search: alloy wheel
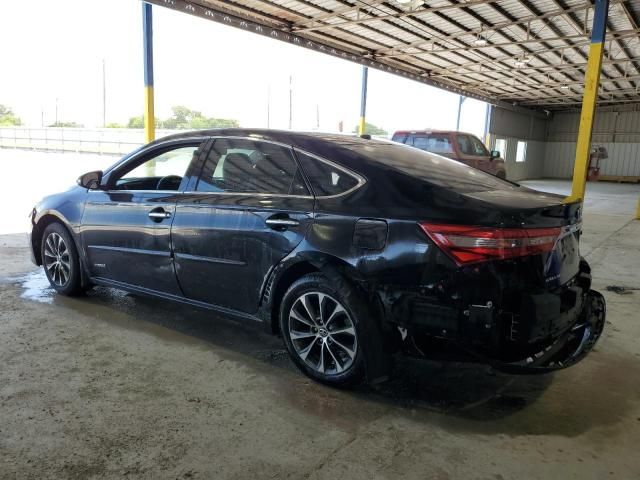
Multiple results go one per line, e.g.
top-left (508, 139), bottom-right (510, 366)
top-left (288, 292), bottom-right (358, 375)
top-left (43, 232), bottom-right (71, 287)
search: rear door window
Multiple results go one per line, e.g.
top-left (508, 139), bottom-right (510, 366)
top-left (295, 151), bottom-right (361, 197)
top-left (195, 139), bottom-right (309, 196)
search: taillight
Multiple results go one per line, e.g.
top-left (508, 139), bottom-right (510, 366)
top-left (419, 223), bottom-right (561, 266)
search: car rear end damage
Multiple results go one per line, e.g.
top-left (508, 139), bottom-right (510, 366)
top-left (354, 176), bottom-right (605, 373)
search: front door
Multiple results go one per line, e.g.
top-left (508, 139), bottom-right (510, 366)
top-left (81, 139), bottom-right (208, 295)
top-left (455, 134), bottom-right (491, 172)
top-left (171, 137), bottom-right (314, 314)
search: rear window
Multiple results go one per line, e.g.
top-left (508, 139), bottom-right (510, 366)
top-left (391, 133), bottom-right (408, 144)
top-left (354, 143), bottom-right (516, 193)
top-left (411, 134), bottom-right (454, 154)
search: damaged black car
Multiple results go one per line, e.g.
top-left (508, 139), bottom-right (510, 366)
top-left (29, 129), bottom-right (605, 386)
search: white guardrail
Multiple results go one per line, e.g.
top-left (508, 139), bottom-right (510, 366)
top-left (0, 127), bottom-right (392, 156)
top-left (0, 127), bottom-right (182, 155)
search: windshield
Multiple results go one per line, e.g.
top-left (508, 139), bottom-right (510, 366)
top-left (353, 142), bottom-right (517, 193)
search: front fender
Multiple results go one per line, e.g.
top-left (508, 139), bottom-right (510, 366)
top-left (30, 187), bottom-right (87, 265)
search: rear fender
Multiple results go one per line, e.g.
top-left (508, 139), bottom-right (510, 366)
top-left (261, 250), bottom-right (392, 384)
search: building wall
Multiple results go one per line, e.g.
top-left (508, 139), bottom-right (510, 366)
top-left (543, 105), bottom-right (640, 178)
top-left (489, 107), bottom-right (549, 181)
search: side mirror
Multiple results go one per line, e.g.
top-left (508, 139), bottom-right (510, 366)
top-left (490, 150), bottom-right (500, 160)
top-left (77, 170), bottom-right (103, 190)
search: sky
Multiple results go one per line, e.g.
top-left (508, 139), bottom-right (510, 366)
top-left (0, 0), bottom-right (489, 137)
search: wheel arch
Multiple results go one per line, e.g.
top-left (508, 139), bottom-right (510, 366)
top-left (263, 253), bottom-right (366, 336)
top-left (31, 212), bottom-right (72, 266)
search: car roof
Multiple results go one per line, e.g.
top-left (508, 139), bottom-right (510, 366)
top-left (150, 128), bottom-right (384, 146)
top-left (392, 130), bottom-right (476, 137)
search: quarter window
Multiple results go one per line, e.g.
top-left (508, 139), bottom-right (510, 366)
top-left (296, 151), bottom-right (360, 197)
top-left (196, 139), bottom-right (309, 195)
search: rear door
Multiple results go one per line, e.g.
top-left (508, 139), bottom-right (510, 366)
top-left (81, 139), bottom-right (208, 294)
top-left (171, 137), bottom-right (314, 313)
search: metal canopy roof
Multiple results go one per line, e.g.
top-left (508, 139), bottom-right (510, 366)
top-left (149, 0), bottom-right (640, 112)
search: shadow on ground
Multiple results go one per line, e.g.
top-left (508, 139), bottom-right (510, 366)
top-left (10, 270), bottom-right (639, 439)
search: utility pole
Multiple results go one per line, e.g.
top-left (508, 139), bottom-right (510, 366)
top-left (288, 75), bottom-right (293, 130)
top-left (266, 84), bottom-right (271, 128)
top-left (102, 58), bottom-right (107, 127)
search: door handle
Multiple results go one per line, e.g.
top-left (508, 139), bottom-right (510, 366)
top-left (265, 217), bottom-right (299, 229)
top-left (148, 209), bottom-right (171, 220)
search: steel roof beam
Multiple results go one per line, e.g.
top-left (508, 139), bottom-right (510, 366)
top-left (145, 0), bottom-right (549, 116)
top-left (371, 2), bottom-right (623, 56)
top-left (293, 0), bottom-right (499, 32)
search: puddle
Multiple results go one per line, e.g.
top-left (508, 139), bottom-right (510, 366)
top-left (2, 270), bottom-right (56, 304)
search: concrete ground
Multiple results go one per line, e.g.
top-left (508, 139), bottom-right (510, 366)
top-left (1, 171), bottom-right (639, 479)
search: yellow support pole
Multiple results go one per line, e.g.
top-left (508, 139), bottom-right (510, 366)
top-left (358, 66), bottom-right (368, 136)
top-left (144, 85), bottom-right (155, 143)
top-left (142, 2), bottom-right (155, 144)
top-left (565, 0), bottom-right (609, 204)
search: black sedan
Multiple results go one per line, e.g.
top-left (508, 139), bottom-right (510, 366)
top-left (29, 129), bottom-right (605, 386)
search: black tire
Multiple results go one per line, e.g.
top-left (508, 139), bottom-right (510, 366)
top-left (496, 170), bottom-right (506, 179)
top-left (41, 222), bottom-right (84, 296)
top-left (279, 272), bottom-right (374, 387)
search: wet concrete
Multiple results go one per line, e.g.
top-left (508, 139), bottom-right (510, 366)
top-left (2, 182), bottom-right (640, 479)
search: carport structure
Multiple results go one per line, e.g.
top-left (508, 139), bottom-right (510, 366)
top-left (144, 0), bottom-right (640, 205)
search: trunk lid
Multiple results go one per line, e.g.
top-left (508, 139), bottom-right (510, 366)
top-left (462, 187), bottom-right (583, 288)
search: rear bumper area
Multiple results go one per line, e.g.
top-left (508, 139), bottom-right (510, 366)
top-left (489, 289), bottom-right (605, 374)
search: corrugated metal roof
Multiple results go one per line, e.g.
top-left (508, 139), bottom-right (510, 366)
top-left (148, 0), bottom-right (640, 113)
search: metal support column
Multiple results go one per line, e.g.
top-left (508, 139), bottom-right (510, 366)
top-left (455, 95), bottom-right (466, 131)
top-left (483, 103), bottom-right (492, 146)
top-left (566, 0), bottom-right (609, 203)
top-left (142, 2), bottom-right (155, 143)
top-left (358, 66), bottom-right (368, 136)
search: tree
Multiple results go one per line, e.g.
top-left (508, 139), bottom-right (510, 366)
top-left (0, 104), bottom-right (22, 126)
top-left (106, 122), bottom-right (125, 128)
top-left (127, 115), bottom-right (144, 128)
top-left (128, 106), bottom-right (239, 130)
top-left (352, 122), bottom-right (387, 136)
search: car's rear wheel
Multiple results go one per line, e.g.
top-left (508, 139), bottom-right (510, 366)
top-left (496, 170), bottom-right (506, 179)
top-left (41, 223), bottom-right (83, 296)
top-left (280, 273), bottom-right (368, 387)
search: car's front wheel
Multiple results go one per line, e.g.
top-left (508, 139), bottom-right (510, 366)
top-left (280, 273), bottom-right (369, 387)
top-left (41, 222), bottom-right (84, 296)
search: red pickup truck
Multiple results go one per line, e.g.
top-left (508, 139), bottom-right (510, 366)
top-left (391, 130), bottom-right (506, 179)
